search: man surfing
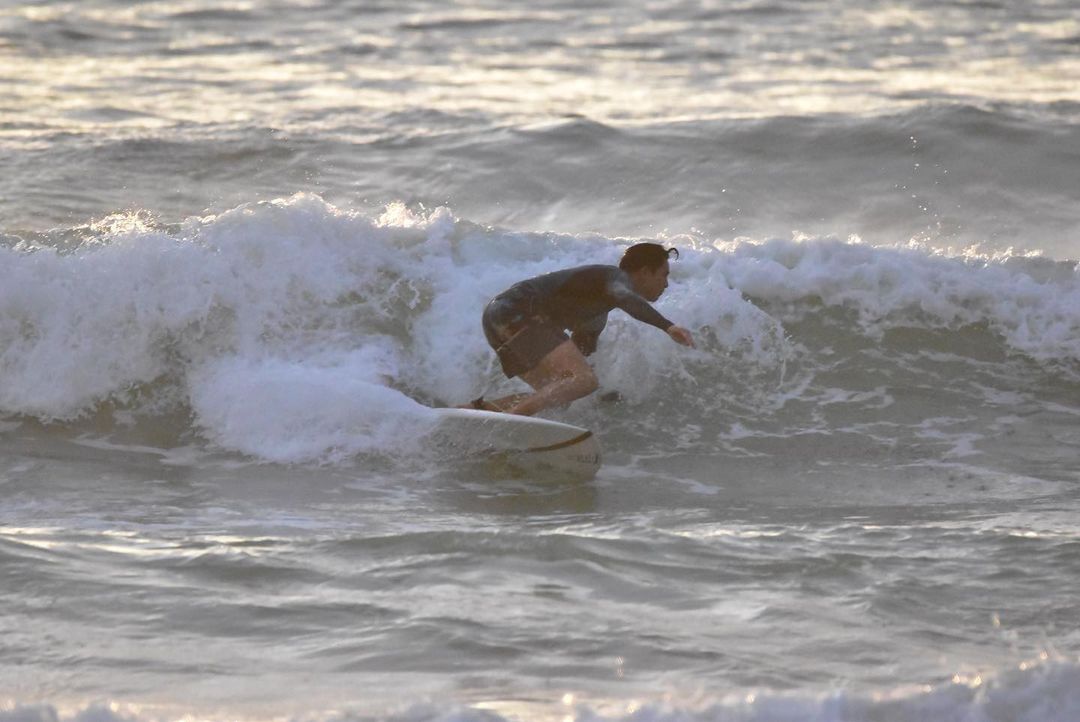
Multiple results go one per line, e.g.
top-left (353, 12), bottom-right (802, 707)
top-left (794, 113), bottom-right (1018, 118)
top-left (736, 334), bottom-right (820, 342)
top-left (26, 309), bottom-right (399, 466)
top-left (465, 242), bottom-right (695, 416)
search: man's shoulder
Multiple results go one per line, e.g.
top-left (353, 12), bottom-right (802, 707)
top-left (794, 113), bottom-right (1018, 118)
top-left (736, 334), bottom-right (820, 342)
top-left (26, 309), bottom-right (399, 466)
top-left (560, 263), bottom-right (617, 273)
top-left (565, 264), bottom-right (624, 282)
top-left (525, 264), bottom-right (627, 297)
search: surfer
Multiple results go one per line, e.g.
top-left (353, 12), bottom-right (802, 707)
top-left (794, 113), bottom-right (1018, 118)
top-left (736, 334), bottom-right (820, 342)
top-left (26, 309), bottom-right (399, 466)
top-left (465, 243), bottom-right (695, 416)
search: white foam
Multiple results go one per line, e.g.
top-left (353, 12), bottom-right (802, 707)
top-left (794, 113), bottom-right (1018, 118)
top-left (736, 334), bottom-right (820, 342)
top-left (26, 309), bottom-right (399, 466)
top-left (2, 195), bottom-right (1079, 463)
top-left (189, 353), bottom-right (435, 463)
top-left (712, 235), bottom-right (1080, 362)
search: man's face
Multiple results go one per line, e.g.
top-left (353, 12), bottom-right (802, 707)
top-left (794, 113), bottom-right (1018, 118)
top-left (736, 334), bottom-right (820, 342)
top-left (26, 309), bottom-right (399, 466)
top-left (635, 261), bottom-right (670, 302)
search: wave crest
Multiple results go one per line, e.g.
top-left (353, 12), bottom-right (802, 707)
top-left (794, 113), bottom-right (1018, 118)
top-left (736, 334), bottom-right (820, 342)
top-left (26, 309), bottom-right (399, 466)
top-left (1, 195), bottom-right (1078, 462)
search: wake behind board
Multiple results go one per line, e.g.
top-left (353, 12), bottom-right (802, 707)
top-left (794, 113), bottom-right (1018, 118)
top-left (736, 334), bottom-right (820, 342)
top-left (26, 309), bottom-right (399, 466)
top-left (430, 408), bottom-right (601, 477)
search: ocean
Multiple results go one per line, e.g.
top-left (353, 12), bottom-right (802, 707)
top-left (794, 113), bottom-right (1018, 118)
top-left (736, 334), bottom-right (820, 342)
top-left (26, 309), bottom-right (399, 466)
top-left (2, 1), bottom-right (1080, 720)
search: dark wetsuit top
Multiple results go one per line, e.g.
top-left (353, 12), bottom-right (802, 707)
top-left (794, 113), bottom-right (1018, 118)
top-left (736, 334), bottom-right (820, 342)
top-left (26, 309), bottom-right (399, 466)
top-left (482, 264), bottom-right (674, 357)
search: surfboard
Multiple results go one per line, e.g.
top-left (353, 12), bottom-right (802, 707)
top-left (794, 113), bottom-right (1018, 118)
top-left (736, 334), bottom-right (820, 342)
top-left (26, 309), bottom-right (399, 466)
top-left (429, 408), bottom-right (601, 477)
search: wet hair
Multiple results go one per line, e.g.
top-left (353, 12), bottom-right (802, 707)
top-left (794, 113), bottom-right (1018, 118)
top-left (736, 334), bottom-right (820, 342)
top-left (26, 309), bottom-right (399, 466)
top-left (618, 242), bottom-right (679, 272)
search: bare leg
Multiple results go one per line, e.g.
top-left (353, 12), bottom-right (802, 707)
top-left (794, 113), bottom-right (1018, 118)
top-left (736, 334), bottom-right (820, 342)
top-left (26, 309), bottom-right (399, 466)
top-left (505, 340), bottom-right (598, 416)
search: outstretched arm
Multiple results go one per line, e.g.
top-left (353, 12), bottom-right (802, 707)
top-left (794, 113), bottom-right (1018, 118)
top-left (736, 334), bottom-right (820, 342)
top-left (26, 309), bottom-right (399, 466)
top-left (607, 277), bottom-right (675, 331)
top-left (608, 275), bottom-right (693, 347)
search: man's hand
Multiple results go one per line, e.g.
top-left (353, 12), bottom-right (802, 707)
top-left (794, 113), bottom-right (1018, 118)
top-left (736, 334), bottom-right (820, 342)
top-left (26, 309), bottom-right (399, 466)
top-left (667, 325), bottom-right (695, 348)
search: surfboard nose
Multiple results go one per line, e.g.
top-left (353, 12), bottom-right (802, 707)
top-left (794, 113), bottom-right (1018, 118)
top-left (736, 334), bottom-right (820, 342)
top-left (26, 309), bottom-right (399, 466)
top-left (428, 408), bottom-right (602, 478)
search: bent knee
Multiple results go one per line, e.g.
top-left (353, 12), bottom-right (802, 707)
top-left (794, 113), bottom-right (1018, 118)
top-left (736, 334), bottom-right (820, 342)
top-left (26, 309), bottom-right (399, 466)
top-left (569, 368), bottom-right (599, 397)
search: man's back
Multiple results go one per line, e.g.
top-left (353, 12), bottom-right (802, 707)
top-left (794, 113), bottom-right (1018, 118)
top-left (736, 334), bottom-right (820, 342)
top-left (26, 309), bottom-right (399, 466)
top-left (498, 264), bottom-right (671, 331)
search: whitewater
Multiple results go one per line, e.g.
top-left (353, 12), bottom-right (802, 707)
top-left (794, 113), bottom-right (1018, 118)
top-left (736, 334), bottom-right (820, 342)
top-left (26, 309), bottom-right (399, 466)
top-left (2, 1), bottom-right (1080, 721)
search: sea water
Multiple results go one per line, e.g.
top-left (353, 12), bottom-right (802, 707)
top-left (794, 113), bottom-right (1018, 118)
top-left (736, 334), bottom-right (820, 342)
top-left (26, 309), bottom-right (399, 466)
top-left (2, 1), bottom-right (1080, 721)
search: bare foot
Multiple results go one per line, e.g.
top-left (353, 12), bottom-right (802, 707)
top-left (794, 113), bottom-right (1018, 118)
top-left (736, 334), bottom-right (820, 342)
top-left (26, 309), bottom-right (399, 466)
top-left (455, 396), bottom-right (504, 412)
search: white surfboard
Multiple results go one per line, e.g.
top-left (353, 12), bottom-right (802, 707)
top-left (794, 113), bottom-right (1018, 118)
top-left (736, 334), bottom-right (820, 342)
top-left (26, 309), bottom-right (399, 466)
top-left (429, 408), bottom-right (601, 477)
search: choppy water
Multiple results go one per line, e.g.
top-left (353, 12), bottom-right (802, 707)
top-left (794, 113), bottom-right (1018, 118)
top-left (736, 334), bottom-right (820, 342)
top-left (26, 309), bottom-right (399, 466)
top-left (2, 1), bottom-right (1080, 721)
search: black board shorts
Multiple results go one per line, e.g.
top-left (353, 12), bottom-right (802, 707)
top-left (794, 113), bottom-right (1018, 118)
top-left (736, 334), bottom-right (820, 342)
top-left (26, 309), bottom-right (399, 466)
top-left (482, 299), bottom-right (569, 378)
